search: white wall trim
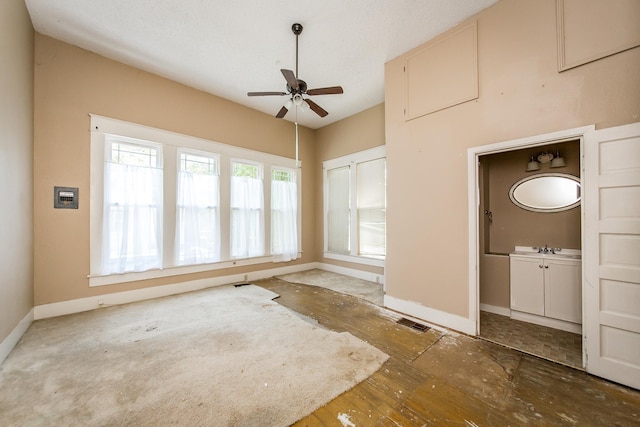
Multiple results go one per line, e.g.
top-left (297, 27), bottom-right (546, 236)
top-left (384, 295), bottom-right (476, 335)
top-left (0, 308), bottom-right (34, 365)
top-left (35, 262), bottom-right (386, 321)
top-left (322, 252), bottom-right (385, 268)
top-left (317, 262), bottom-right (385, 285)
top-left (479, 303), bottom-right (511, 317)
top-left (35, 262), bottom-right (317, 320)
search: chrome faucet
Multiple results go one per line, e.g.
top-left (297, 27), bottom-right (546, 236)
top-left (537, 244), bottom-right (551, 254)
top-left (533, 245), bottom-right (560, 254)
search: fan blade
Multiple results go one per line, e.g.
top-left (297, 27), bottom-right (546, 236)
top-left (247, 91), bottom-right (287, 96)
top-left (305, 99), bottom-right (328, 117)
top-left (306, 86), bottom-right (344, 96)
top-left (281, 69), bottom-right (298, 90)
top-left (275, 106), bottom-right (288, 118)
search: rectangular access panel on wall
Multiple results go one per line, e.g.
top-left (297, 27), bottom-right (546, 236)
top-left (557, 0), bottom-right (640, 71)
top-left (405, 21), bottom-right (478, 120)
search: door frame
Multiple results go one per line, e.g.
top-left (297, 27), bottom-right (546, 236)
top-left (467, 125), bottom-right (594, 367)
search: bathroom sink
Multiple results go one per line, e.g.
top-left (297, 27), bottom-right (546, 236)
top-left (510, 246), bottom-right (581, 260)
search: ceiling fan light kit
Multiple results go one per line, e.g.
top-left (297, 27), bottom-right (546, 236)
top-left (247, 23), bottom-right (344, 119)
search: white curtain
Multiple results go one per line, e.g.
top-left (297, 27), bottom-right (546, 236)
top-left (230, 175), bottom-right (264, 258)
top-left (175, 171), bottom-right (220, 265)
top-left (102, 162), bottom-right (163, 274)
top-left (271, 179), bottom-right (298, 262)
top-left (357, 158), bottom-right (386, 256)
top-left (327, 166), bottom-right (350, 254)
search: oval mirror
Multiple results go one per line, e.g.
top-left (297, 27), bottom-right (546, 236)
top-left (509, 173), bottom-right (581, 213)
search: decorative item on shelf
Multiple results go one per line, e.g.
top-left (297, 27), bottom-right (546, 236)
top-left (526, 156), bottom-right (541, 171)
top-left (526, 149), bottom-right (566, 171)
top-left (550, 150), bottom-right (565, 168)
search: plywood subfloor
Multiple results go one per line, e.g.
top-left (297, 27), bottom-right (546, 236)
top-left (257, 277), bottom-right (640, 426)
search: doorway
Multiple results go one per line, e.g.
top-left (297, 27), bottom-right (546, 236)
top-left (467, 125), bottom-right (592, 370)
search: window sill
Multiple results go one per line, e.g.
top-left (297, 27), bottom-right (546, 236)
top-left (88, 253), bottom-right (301, 287)
top-left (323, 252), bottom-right (385, 268)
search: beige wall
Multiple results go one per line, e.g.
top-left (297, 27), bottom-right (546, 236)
top-left (479, 254), bottom-right (510, 309)
top-left (315, 103), bottom-right (386, 275)
top-left (33, 34), bottom-right (317, 305)
top-left (384, 0), bottom-right (640, 319)
top-left (0, 0), bottom-right (34, 342)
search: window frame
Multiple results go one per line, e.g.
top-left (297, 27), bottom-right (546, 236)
top-left (270, 166), bottom-right (299, 260)
top-left (101, 136), bottom-right (164, 274)
top-left (89, 114), bottom-right (301, 286)
top-left (322, 146), bottom-right (386, 267)
top-left (175, 148), bottom-right (221, 266)
top-left (230, 158), bottom-right (265, 259)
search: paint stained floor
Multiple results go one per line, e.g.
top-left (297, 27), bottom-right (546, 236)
top-left (257, 277), bottom-right (640, 426)
top-left (480, 311), bottom-right (583, 369)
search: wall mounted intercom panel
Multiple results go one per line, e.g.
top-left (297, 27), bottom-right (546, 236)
top-left (54, 186), bottom-right (79, 209)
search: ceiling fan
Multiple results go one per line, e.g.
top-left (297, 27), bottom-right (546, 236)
top-left (247, 23), bottom-right (343, 119)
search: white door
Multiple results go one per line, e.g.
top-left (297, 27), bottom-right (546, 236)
top-left (584, 122), bottom-right (640, 390)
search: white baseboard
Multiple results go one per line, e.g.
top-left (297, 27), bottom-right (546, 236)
top-left (316, 262), bottom-right (385, 285)
top-left (0, 308), bottom-right (34, 365)
top-left (510, 310), bottom-right (582, 334)
top-left (480, 303), bottom-right (511, 317)
top-left (33, 261), bottom-right (385, 321)
top-left (384, 295), bottom-right (476, 335)
top-left (34, 262), bottom-right (317, 320)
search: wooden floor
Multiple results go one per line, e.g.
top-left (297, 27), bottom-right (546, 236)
top-left (257, 278), bottom-right (640, 426)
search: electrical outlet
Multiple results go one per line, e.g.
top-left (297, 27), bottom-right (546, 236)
top-left (244, 274), bottom-right (248, 281)
top-left (98, 298), bottom-right (104, 306)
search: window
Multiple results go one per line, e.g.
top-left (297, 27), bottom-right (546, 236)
top-left (175, 150), bottom-right (220, 265)
top-left (357, 158), bottom-right (386, 257)
top-left (230, 161), bottom-right (264, 258)
top-left (89, 114), bottom-right (300, 286)
top-left (271, 167), bottom-right (298, 261)
top-left (326, 166), bottom-right (350, 254)
top-left (102, 137), bottom-right (163, 274)
top-left (323, 146), bottom-right (386, 266)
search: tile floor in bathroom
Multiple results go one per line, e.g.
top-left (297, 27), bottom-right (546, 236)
top-left (479, 310), bottom-right (583, 369)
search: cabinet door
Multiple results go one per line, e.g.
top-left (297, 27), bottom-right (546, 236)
top-left (544, 259), bottom-right (582, 323)
top-left (510, 257), bottom-right (544, 315)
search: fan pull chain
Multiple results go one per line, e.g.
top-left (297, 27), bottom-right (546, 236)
top-left (295, 107), bottom-right (299, 166)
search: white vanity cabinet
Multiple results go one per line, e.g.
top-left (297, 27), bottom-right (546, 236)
top-left (510, 256), bottom-right (545, 316)
top-left (509, 247), bottom-right (582, 331)
top-left (544, 259), bottom-right (581, 323)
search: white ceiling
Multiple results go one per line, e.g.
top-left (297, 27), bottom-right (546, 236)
top-left (25, 0), bottom-right (498, 129)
